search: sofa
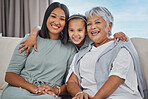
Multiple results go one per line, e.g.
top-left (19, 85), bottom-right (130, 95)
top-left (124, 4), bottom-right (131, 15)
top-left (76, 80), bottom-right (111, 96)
top-left (0, 37), bottom-right (22, 98)
top-left (0, 37), bottom-right (148, 98)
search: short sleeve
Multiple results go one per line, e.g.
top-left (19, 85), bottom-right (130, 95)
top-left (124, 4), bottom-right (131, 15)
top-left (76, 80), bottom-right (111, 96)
top-left (6, 34), bottom-right (31, 74)
top-left (109, 48), bottom-right (133, 79)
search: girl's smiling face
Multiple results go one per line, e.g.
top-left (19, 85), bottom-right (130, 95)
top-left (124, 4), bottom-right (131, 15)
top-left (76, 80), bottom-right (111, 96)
top-left (68, 19), bottom-right (86, 48)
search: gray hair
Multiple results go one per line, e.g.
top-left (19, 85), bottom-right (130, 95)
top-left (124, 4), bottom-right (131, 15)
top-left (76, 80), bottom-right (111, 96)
top-left (85, 7), bottom-right (113, 36)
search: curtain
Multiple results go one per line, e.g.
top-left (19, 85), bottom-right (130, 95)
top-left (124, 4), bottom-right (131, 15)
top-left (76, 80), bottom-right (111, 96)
top-left (0, 0), bottom-right (50, 37)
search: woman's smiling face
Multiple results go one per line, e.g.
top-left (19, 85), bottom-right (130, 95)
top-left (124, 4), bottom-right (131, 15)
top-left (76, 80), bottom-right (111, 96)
top-left (87, 14), bottom-right (112, 47)
top-left (46, 7), bottom-right (66, 35)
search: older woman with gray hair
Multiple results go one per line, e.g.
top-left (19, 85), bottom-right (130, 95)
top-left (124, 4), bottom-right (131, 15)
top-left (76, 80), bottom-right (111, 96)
top-left (66, 7), bottom-right (147, 99)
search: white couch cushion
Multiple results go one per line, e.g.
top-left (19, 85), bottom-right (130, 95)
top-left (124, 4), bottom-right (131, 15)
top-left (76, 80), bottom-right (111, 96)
top-left (131, 38), bottom-right (148, 90)
top-left (0, 37), bottom-right (22, 90)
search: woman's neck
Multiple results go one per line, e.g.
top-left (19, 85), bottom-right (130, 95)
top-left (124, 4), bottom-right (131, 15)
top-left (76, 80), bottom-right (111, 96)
top-left (95, 38), bottom-right (113, 47)
top-left (48, 32), bottom-right (60, 40)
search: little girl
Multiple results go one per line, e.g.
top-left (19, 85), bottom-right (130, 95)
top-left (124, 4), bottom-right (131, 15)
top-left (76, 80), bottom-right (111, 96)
top-left (67, 14), bottom-right (91, 51)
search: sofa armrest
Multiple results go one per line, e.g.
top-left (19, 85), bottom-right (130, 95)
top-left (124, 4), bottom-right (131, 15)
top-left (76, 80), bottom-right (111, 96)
top-left (131, 38), bottom-right (148, 90)
top-left (0, 37), bottom-right (22, 90)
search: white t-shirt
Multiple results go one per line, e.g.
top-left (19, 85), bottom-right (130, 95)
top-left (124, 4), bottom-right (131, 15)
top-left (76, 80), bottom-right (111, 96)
top-left (80, 41), bottom-right (113, 96)
top-left (66, 41), bottom-right (142, 98)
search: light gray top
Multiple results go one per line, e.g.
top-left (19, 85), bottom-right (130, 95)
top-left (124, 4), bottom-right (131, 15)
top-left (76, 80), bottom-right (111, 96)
top-left (7, 34), bottom-right (76, 87)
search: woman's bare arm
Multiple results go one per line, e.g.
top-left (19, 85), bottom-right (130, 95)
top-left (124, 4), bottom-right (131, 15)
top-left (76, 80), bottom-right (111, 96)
top-left (94, 75), bottom-right (124, 99)
top-left (67, 73), bottom-right (92, 99)
top-left (5, 72), bottom-right (37, 94)
top-left (67, 73), bottom-right (82, 97)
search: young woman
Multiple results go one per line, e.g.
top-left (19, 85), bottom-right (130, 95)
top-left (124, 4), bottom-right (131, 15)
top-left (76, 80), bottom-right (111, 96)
top-left (67, 7), bottom-right (147, 99)
top-left (1, 2), bottom-right (76, 99)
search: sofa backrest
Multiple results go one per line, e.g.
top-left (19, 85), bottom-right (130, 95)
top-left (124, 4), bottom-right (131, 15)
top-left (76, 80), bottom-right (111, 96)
top-left (0, 37), bottom-right (22, 90)
top-left (131, 38), bottom-right (148, 90)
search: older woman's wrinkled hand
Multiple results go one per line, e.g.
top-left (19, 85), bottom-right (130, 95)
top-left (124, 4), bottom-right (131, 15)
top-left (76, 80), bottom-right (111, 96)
top-left (113, 32), bottom-right (128, 42)
top-left (72, 92), bottom-right (93, 99)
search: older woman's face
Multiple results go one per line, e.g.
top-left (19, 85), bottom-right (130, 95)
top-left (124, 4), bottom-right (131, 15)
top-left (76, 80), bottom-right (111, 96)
top-left (87, 14), bottom-right (112, 47)
top-left (46, 7), bottom-right (66, 35)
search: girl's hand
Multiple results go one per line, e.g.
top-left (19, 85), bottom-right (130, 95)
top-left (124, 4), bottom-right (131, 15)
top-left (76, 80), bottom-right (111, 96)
top-left (72, 92), bottom-right (93, 99)
top-left (113, 32), bottom-right (128, 42)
